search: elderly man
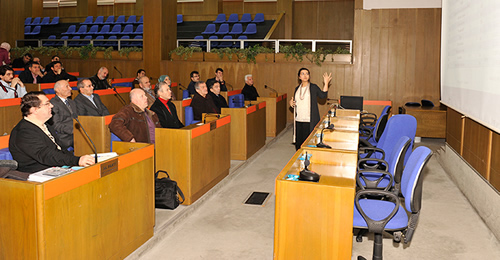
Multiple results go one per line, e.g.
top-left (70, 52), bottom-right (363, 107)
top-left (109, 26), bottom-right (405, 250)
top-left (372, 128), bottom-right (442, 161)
top-left (74, 78), bottom-right (110, 116)
top-left (190, 81), bottom-right (218, 121)
top-left (89, 67), bottom-right (111, 90)
top-left (109, 88), bottom-right (160, 143)
top-left (0, 65), bottom-right (27, 99)
top-left (208, 81), bottom-right (228, 114)
top-left (49, 80), bottom-right (78, 150)
top-left (11, 53), bottom-right (32, 68)
top-left (9, 91), bottom-right (95, 173)
top-left (136, 75), bottom-right (155, 107)
top-left (42, 61), bottom-right (77, 83)
top-left (187, 70), bottom-right (200, 95)
top-left (206, 68), bottom-right (229, 92)
top-left (150, 82), bottom-right (184, 129)
top-left (241, 74), bottom-right (260, 101)
top-left (18, 61), bottom-right (44, 84)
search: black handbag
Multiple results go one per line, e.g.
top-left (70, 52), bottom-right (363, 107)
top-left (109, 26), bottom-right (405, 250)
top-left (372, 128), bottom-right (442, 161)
top-left (155, 170), bottom-right (185, 209)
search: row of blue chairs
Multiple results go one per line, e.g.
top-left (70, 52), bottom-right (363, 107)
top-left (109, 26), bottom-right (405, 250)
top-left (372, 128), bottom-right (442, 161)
top-left (213, 13), bottom-right (264, 24)
top-left (62, 24), bottom-right (143, 36)
top-left (24, 17), bottom-right (59, 26)
top-left (24, 26), bottom-right (42, 36)
top-left (192, 35), bottom-right (248, 49)
top-left (81, 15), bottom-right (143, 25)
top-left (201, 23), bottom-right (257, 36)
top-left (43, 35), bottom-right (143, 48)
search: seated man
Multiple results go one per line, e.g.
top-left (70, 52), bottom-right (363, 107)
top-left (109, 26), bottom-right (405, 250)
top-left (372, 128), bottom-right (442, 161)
top-left (89, 67), bottom-right (111, 90)
top-left (187, 70), bottom-right (200, 95)
top-left (42, 61), bottom-right (77, 83)
top-left (208, 81), bottom-right (228, 114)
top-left (44, 55), bottom-right (60, 74)
top-left (150, 82), bottom-right (184, 129)
top-left (48, 80), bottom-right (78, 150)
top-left (18, 61), bottom-right (44, 84)
top-left (109, 88), bottom-right (160, 143)
top-left (74, 78), bottom-right (110, 116)
top-left (132, 68), bottom-right (146, 87)
top-left (136, 75), bottom-right (155, 107)
top-left (11, 53), bottom-right (32, 68)
top-left (206, 68), bottom-right (230, 92)
top-left (190, 81), bottom-right (218, 121)
top-left (241, 74), bottom-right (260, 101)
top-left (0, 65), bottom-right (27, 99)
top-left (9, 91), bottom-right (95, 173)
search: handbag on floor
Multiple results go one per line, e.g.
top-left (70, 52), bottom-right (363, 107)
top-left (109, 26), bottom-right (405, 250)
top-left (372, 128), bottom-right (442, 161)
top-left (155, 170), bottom-right (185, 209)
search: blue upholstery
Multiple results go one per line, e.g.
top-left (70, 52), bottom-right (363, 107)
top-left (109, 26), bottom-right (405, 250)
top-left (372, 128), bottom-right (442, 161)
top-left (242, 23), bottom-right (257, 35)
top-left (103, 36), bottom-right (118, 47)
top-left (68, 36), bottom-right (81, 47)
top-left (133, 24), bottom-right (143, 35)
top-left (129, 36), bottom-right (142, 47)
top-left (185, 106), bottom-right (200, 126)
top-left (110, 133), bottom-right (122, 151)
top-left (43, 89), bottom-right (56, 94)
top-left (190, 35), bottom-right (205, 48)
top-left (208, 36), bottom-right (218, 48)
top-left (177, 14), bottom-right (183, 24)
top-left (182, 90), bottom-right (190, 99)
top-left (228, 94), bottom-right (244, 108)
top-left (120, 24), bottom-right (134, 35)
top-left (0, 148), bottom-right (13, 160)
top-left (137, 16), bottom-right (143, 24)
top-left (360, 105), bottom-right (391, 146)
top-left (87, 25), bottom-right (99, 35)
top-left (94, 16), bottom-right (104, 24)
top-left (229, 23), bottom-right (243, 35)
top-left (31, 17), bottom-right (41, 26)
top-left (81, 16), bottom-right (94, 25)
top-left (120, 36), bottom-right (130, 47)
top-left (62, 25), bottom-right (76, 35)
top-left (49, 17), bottom-right (59, 25)
top-left (252, 13), bottom-right (264, 23)
top-left (24, 26), bottom-right (31, 35)
top-left (227, 13), bottom-right (239, 23)
top-left (115, 15), bottom-right (126, 24)
top-left (26, 26), bottom-right (41, 36)
top-left (57, 36), bottom-right (68, 47)
top-left (93, 35), bottom-right (105, 47)
top-left (108, 25), bottom-right (122, 35)
top-left (40, 17), bottom-right (50, 25)
top-left (43, 35), bottom-right (57, 47)
top-left (202, 24), bottom-right (216, 35)
top-left (25, 17), bottom-right (32, 26)
top-left (233, 36), bottom-right (248, 48)
top-left (125, 15), bottom-right (137, 24)
top-left (104, 16), bottom-right (115, 24)
top-left (215, 23), bottom-right (229, 35)
top-left (74, 25), bottom-right (88, 35)
top-left (214, 14), bottom-right (226, 23)
top-left (218, 35), bottom-right (233, 48)
top-left (240, 13), bottom-right (252, 23)
top-left (97, 25), bottom-right (110, 35)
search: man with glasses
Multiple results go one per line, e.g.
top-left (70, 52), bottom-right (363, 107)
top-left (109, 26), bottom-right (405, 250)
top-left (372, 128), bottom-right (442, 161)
top-left (0, 65), bottom-right (27, 99)
top-left (9, 91), bottom-right (95, 173)
top-left (74, 78), bottom-right (110, 116)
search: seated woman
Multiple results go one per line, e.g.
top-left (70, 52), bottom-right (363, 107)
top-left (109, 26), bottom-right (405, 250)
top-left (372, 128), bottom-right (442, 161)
top-left (150, 82), bottom-right (184, 129)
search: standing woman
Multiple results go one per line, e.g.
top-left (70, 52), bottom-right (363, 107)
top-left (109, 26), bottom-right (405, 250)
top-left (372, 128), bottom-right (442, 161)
top-left (290, 68), bottom-right (332, 150)
top-left (0, 42), bottom-right (11, 65)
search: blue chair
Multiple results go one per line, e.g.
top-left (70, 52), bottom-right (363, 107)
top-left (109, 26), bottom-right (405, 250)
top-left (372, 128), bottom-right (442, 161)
top-left (125, 15), bottom-right (137, 24)
top-left (0, 148), bottom-right (13, 160)
top-left (218, 35), bottom-right (233, 48)
top-left (57, 36), bottom-right (68, 47)
top-left (229, 23), bottom-right (243, 35)
top-left (228, 94), bottom-right (245, 108)
top-left (97, 24), bottom-right (110, 35)
top-left (227, 13), bottom-right (239, 23)
top-left (87, 25), bottom-right (99, 35)
top-left (182, 90), bottom-right (190, 99)
top-left (242, 23), bottom-right (257, 35)
top-left (108, 24), bottom-right (122, 35)
top-left (190, 35), bottom-right (205, 48)
top-left (177, 14), bottom-right (183, 24)
top-left (68, 36), bottom-right (81, 47)
top-left (40, 17), bottom-right (50, 26)
top-left (74, 25), bottom-right (88, 35)
top-left (26, 26), bottom-right (41, 36)
top-left (120, 24), bottom-right (134, 35)
top-left (62, 25), bottom-right (76, 35)
top-left (78, 35), bottom-right (92, 47)
top-left (104, 16), bottom-right (115, 24)
top-left (129, 36), bottom-right (143, 47)
top-left (185, 106), bottom-right (200, 126)
top-left (120, 36), bottom-right (130, 47)
top-left (215, 23), bottom-right (229, 35)
top-left (24, 17), bottom-right (32, 26)
top-left (115, 15), bottom-right (126, 24)
top-left (239, 13), bottom-right (252, 23)
top-left (133, 24), bottom-right (143, 35)
top-left (360, 106), bottom-right (392, 146)
top-left (43, 35), bottom-right (57, 47)
top-left (233, 35), bottom-right (248, 48)
top-left (31, 17), bottom-right (41, 26)
top-left (24, 26), bottom-right (31, 35)
top-left (93, 35), bottom-right (105, 47)
top-left (110, 133), bottom-right (122, 151)
top-left (214, 14), bottom-right (226, 23)
top-left (137, 16), bottom-right (143, 24)
top-left (49, 17), bottom-right (59, 25)
top-left (208, 35), bottom-right (218, 48)
top-left (94, 16), bottom-right (104, 24)
top-left (104, 36), bottom-right (118, 47)
top-left (252, 13), bottom-right (264, 23)
top-left (353, 146), bottom-right (432, 260)
top-left (201, 24), bottom-right (216, 35)
top-left (81, 16), bottom-right (94, 25)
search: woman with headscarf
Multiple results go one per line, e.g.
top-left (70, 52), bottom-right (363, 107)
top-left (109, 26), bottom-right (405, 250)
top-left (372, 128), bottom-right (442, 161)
top-left (158, 75), bottom-right (176, 100)
top-left (0, 42), bottom-right (11, 66)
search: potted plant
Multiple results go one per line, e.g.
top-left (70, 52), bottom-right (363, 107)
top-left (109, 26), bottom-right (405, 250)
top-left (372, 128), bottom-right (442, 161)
top-left (206, 47), bottom-right (239, 62)
top-left (169, 46), bottom-right (203, 61)
top-left (276, 43), bottom-right (311, 63)
top-left (238, 45), bottom-right (274, 64)
top-left (332, 46), bottom-right (352, 64)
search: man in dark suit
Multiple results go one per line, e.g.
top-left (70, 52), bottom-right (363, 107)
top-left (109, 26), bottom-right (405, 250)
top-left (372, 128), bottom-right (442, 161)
top-left (190, 81), bottom-right (218, 120)
top-left (150, 82), bottom-right (184, 129)
top-left (207, 81), bottom-right (228, 114)
top-left (74, 78), bottom-right (110, 116)
top-left (11, 53), bottom-right (32, 68)
top-left (41, 61), bottom-right (77, 83)
top-left (89, 67), bottom-right (112, 90)
top-left (18, 61), bottom-right (44, 84)
top-left (206, 68), bottom-right (230, 92)
top-left (48, 80), bottom-right (78, 150)
top-left (9, 91), bottom-right (95, 173)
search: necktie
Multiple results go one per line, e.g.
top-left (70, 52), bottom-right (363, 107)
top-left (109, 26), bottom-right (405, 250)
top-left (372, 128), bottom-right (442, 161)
top-left (64, 99), bottom-right (73, 113)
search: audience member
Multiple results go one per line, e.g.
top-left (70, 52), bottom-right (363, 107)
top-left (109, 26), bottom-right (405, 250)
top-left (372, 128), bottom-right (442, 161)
top-left (48, 80), bottom-right (78, 150)
top-left (42, 61), bottom-right (77, 83)
top-left (133, 69), bottom-right (146, 86)
top-left (9, 91), bottom-right (95, 173)
top-left (241, 74), bottom-right (260, 101)
top-left (18, 61), bottom-right (44, 84)
top-left (89, 67), bottom-right (111, 90)
top-left (109, 88), bottom-right (160, 143)
top-left (158, 74), bottom-right (176, 100)
top-left (190, 81), bottom-right (218, 121)
top-left (11, 53), bottom-right (32, 68)
top-left (150, 82), bottom-right (184, 129)
top-left (44, 55), bottom-right (60, 74)
top-left (74, 78), bottom-right (110, 116)
top-left (208, 81), bottom-right (228, 113)
top-left (0, 42), bottom-right (11, 65)
top-left (0, 65), bottom-right (27, 99)
top-left (187, 70), bottom-right (200, 95)
top-left (136, 76), bottom-right (155, 107)
top-left (206, 68), bottom-right (229, 92)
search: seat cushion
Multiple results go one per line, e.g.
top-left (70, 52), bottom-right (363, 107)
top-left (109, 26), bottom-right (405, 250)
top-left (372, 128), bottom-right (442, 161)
top-left (353, 199), bottom-right (408, 231)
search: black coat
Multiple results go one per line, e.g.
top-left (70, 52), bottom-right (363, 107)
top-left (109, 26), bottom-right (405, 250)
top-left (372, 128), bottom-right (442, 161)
top-left (41, 70), bottom-right (77, 83)
top-left (241, 84), bottom-right (259, 101)
top-left (74, 93), bottom-right (110, 116)
top-left (18, 69), bottom-right (42, 84)
top-left (150, 98), bottom-right (184, 129)
top-left (9, 119), bottom-right (80, 173)
top-left (208, 91), bottom-right (228, 113)
top-left (293, 83), bottom-right (328, 132)
top-left (190, 91), bottom-right (218, 120)
top-left (89, 74), bottom-right (111, 90)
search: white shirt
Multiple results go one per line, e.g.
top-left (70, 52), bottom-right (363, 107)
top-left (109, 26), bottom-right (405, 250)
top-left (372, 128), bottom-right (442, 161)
top-left (295, 84), bottom-right (311, 122)
top-left (0, 79), bottom-right (27, 99)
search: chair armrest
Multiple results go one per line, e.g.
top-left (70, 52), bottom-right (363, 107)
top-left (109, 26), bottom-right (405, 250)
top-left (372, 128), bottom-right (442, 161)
top-left (357, 169), bottom-right (394, 191)
top-left (358, 158), bottom-right (388, 171)
top-left (358, 146), bottom-right (386, 160)
top-left (359, 126), bottom-right (374, 139)
top-left (354, 190), bottom-right (400, 233)
top-left (360, 112), bottom-right (377, 126)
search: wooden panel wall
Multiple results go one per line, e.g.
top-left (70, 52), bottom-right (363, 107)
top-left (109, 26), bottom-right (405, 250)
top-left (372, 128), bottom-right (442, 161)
top-left (462, 118), bottom-right (492, 180)
top-left (0, 0), bottom-right (27, 45)
top-left (446, 107), bottom-right (464, 154)
top-left (59, 58), bottom-right (143, 79)
top-left (490, 133), bottom-right (500, 191)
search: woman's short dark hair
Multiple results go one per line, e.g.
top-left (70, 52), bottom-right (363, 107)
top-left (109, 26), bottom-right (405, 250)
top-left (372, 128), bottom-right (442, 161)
top-left (21, 91), bottom-right (46, 117)
top-left (297, 67), bottom-right (310, 84)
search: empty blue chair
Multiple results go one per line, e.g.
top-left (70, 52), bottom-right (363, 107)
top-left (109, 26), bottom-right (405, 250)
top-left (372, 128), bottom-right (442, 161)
top-left (185, 106), bottom-right (200, 126)
top-left (43, 35), bottom-right (57, 47)
top-left (104, 36), bottom-right (118, 47)
top-left (239, 13), bottom-right (252, 23)
top-left (233, 35), bottom-right (248, 48)
top-left (108, 24), bottom-right (122, 35)
top-left (214, 14), bottom-right (226, 23)
top-left (31, 17), bottom-right (41, 26)
top-left (49, 17), bottom-right (59, 25)
top-left (74, 25), bottom-right (88, 35)
top-left (218, 35), bottom-right (233, 48)
top-left (227, 13), bottom-right (239, 23)
top-left (115, 15), bottom-right (126, 24)
top-left (110, 133), bottom-right (122, 151)
top-left (104, 16), bottom-right (115, 24)
top-left (119, 36), bottom-right (130, 47)
top-left (215, 23), bottom-right (229, 35)
top-left (177, 14), bottom-right (183, 24)
top-left (25, 17), bottom-right (32, 26)
top-left (360, 106), bottom-right (392, 146)
top-left (133, 24), bottom-right (143, 35)
top-left (228, 94), bottom-right (245, 108)
top-left (208, 35), bottom-right (218, 48)
top-left (58, 36), bottom-right (68, 47)
top-left (137, 15), bottom-right (143, 24)
top-left (229, 23), bottom-right (243, 35)
top-left (27, 26), bottom-right (41, 36)
top-left (242, 23), bottom-right (257, 35)
top-left (125, 15), bottom-right (137, 24)
top-left (120, 24), bottom-right (134, 35)
top-left (40, 17), bottom-right (50, 25)
top-left (94, 16), bottom-right (104, 24)
top-left (252, 13), bottom-right (264, 23)
top-left (62, 25), bottom-right (76, 35)
top-left (129, 36), bottom-right (143, 47)
top-left (79, 35), bottom-right (92, 46)
top-left (87, 25), bottom-right (99, 35)
top-left (201, 24), bottom-right (216, 35)
top-left (93, 35), bottom-right (105, 47)
top-left (190, 35), bottom-right (205, 48)
top-left (182, 90), bottom-right (190, 99)
top-left (24, 26), bottom-right (31, 35)
top-left (68, 36), bottom-right (81, 47)
top-left (81, 16), bottom-right (93, 25)
top-left (97, 24), bottom-right (110, 35)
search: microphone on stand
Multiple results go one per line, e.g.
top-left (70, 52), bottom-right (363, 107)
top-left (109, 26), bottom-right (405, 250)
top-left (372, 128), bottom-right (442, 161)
top-left (316, 123), bottom-right (335, 149)
top-left (111, 78), bottom-right (127, 105)
top-left (74, 117), bottom-right (98, 164)
top-left (299, 151), bottom-right (320, 182)
top-left (264, 85), bottom-right (278, 95)
top-left (113, 66), bottom-right (123, 78)
top-left (332, 105), bottom-right (337, 117)
top-left (178, 83), bottom-right (186, 90)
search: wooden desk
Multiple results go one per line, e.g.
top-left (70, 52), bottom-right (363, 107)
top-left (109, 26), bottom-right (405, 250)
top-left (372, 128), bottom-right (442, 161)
top-left (402, 105), bottom-right (446, 138)
top-left (222, 102), bottom-right (267, 160)
top-left (274, 148), bottom-right (358, 260)
top-left (172, 99), bottom-right (192, 125)
top-left (73, 115), bottom-right (114, 156)
top-left (257, 94), bottom-right (287, 137)
top-left (155, 115), bottom-right (231, 204)
top-left (96, 88), bottom-right (131, 114)
top-left (0, 142), bottom-right (155, 259)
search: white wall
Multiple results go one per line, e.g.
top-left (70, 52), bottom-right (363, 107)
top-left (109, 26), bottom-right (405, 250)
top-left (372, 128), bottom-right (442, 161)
top-left (363, 0), bottom-right (441, 10)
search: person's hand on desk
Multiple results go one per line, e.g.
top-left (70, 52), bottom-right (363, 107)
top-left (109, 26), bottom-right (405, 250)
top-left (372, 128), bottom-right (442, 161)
top-left (79, 155), bottom-right (96, 167)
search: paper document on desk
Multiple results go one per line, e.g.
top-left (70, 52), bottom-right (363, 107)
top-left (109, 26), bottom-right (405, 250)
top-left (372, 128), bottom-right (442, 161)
top-left (28, 167), bottom-right (74, 182)
top-left (92, 152), bottom-right (119, 163)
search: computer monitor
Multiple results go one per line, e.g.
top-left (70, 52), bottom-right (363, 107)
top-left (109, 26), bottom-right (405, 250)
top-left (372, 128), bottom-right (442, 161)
top-left (340, 96), bottom-right (363, 111)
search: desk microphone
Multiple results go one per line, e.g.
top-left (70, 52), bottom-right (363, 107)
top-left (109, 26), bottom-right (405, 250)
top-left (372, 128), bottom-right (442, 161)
top-left (264, 85), bottom-right (278, 95)
top-left (299, 152), bottom-right (320, 182)
top-left (178, 83), bottom-right (186, 90)
top-left (203, 113), bottom-right (220, 124)
top-left (113, 66), bottom-right (123, 78)
top-left (332, 105), bottom-right (337, 117)
top-left (316, 123), bottom-right (335, 149)
top-left (74, 117), bottom-right (98, 164)
top-left (111, 79), bottom-right (127, 105)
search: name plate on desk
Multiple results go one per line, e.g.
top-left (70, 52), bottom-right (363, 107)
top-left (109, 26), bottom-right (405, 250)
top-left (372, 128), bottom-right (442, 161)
top-left (101, 158), bottom-right (118, 177)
